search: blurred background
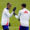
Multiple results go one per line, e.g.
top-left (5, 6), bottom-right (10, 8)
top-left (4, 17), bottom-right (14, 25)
top-left (0, 0), bottom-right (30, 30)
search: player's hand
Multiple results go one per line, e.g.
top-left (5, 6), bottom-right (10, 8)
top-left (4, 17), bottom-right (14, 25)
top-left (13, 12), bottom-right (16, 16)
top-left (9, 23), bottom-right (11, 26)
top-left (13, 7), bottom-right (16, 12)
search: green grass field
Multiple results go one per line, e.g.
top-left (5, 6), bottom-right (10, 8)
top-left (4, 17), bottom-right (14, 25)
top-left (0, 0), bottom-right (30, 30)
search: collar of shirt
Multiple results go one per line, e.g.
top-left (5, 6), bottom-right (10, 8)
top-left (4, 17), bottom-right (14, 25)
top-left (22, 8), bottom-right (26, 10)
top-left (23, 8), bottom-right (26, 9)
top-left (4, 8), bottom-right (9, 12)
top-left (6, 8), bottom-right (9, 10)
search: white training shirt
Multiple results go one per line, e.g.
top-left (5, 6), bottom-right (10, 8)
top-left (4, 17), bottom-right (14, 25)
top-left (15, 8), bottom-right (30, 27)
top-left (1, 8), bottom-right (14, 25)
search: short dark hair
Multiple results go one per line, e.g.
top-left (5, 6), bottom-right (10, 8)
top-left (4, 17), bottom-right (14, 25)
top-left (7, 3), bottom-right (11, 7)
top-left (21, 4), bottom-right (26, 8)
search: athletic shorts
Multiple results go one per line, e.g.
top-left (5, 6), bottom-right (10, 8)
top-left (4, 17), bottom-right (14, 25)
top-left (2, 25), bottom-right (9, 30)
top-left (19, 25), bottom-right (29, 30)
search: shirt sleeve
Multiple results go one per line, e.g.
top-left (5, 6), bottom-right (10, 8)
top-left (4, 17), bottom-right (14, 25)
top-left (28, 11), bottom-right (30, 20)
top-left (29, 11), bottom-right (30, 17)
top-left (15, 10), bottom-right (21, 19)
top-left (5, 11), bottom-right (14, 17)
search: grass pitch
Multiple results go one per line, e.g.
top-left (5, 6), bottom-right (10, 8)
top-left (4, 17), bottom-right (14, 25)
top-left (0, 0), bottom-right (30, 30)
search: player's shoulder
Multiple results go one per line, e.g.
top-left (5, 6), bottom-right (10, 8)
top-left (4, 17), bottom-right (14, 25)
top-left (26, 8), bottom-right (30, 12)
top-left (24, 8), bottom-right (30, 13)
top-left (4, 8), bottom-right (7, 11)
top-left (22, 8), bottom-right (29, 11)
top-left (3, 8), bottom-right (8, 12)
top-left (4, 8), bottom-right (6, 10)
top-left (19, 9), bottom-right (22, 12)
top-left (19, 10), bottom-right (22, 13)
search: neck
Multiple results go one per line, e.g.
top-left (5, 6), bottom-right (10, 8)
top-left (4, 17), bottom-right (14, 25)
top-left (7, 8), bottom-right (9, 10)
top-left (22, 8), bottom-right (24, 9)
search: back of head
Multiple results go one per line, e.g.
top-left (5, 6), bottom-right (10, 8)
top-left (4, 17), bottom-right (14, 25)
top-left (21, 3), bottom-right (26, 8)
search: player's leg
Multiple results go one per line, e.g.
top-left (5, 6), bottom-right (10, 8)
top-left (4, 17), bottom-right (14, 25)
top-left (25, 27), bottom-right (29, 30)
top-left (19, 26), bottom-right (20, 30)
top-left (21, 26), bottom-right (29, 30)
top-left (19, 25), bottom-right (23, 30)
top-left (5, 28), bottom-right (9, 30)
top-left (2, 25), bottom-right (5, 30)
top-left (2, 25), bottom-right (9, 30)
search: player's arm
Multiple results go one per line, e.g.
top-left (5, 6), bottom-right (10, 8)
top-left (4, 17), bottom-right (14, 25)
top-left (13, 10), bottom-right (21, 20)
top-left (6, 7), bottom-right (16, 17)
top-left (29, 11), bottom-right (30, 19)
top-left (5, 11), bottom-right (13, 17)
